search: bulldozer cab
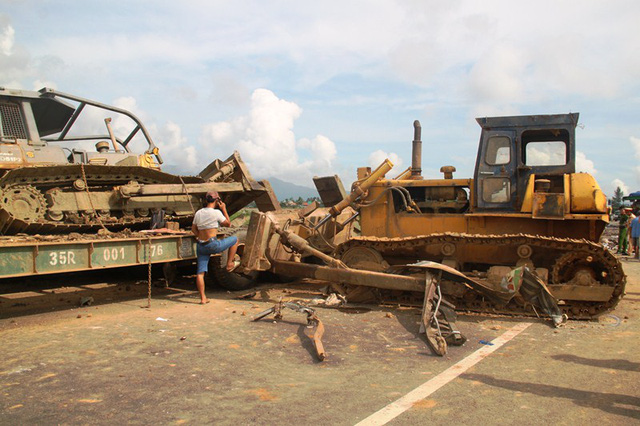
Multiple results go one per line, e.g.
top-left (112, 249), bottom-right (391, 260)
top-left (0, 87), bottom-right (163, 169)
top-left (474, 113), bottom-right (578, 212)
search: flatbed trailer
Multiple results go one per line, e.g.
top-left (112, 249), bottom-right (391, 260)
top-left (0, 232), bottom-right (197, 279)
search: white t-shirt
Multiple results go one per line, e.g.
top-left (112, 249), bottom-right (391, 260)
top-left (193, 207), bottom-right (226, 230)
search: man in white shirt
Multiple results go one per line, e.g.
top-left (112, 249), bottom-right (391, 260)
top-left (191, 191), bottom-right (238, 304)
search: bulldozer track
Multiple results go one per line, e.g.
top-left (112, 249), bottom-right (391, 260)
top-left (0, 165), bottom-right (201, 234)
top-left (335, 232), bottom-right (626, 320)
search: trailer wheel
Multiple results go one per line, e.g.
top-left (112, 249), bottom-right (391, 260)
top-left (210, 228), bottom-right (259, 291)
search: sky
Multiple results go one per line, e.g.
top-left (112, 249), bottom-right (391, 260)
top-left (1, 0), bottom-right (639, 197)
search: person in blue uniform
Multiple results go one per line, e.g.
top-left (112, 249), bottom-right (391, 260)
top-left (630, 211), bottom-right (640, 259)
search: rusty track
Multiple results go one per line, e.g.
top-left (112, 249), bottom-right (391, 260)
top-left (334, 232), bottom-right (626, 319)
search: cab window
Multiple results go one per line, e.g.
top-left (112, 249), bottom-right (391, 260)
top-left (525, 141), bottom-right (566, 166)
top-left (485, 136), bottom-right (510, 165)
top-left (522, 129), bottom-right (569, 166)
top-left (482, 177), bottom-right (510, 203)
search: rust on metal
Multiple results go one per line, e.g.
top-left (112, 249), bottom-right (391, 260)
top-left (271, 260), bottom-right (424, 292)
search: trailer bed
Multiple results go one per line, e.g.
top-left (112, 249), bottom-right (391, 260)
top-left (0, 231), bottom-right (197, 279)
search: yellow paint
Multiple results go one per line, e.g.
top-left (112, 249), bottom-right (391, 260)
top-left (285, 334), bottom-right (300, 344)
top-left (8, 404), bottom-right (23, 410)
top-left (520, 174), bottom-right (535, 213)
top-left (412, 399), bottom-right (437, 409)
top-left (245, 388), bottom-right (279, 401)
top-left (76, 399), bottom-right (102, 403)
top-left (564, 174), bottom-right (571, 214)
top-left (35, 373), bottom-right (57, 381)
top-left (138, 153), bottom-right (160, 169)
top-left (570, 173), bottom-right (607, 213)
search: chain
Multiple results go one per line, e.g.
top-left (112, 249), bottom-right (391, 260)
top-left (178, 175), bottom-right (196, 214)
top-left (80, 163), bottom-right (109, 232)
top-left (146, 237), bottom-right (152, 308)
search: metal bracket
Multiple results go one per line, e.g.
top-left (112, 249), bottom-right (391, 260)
top-left (252, 300), bottom-right (326, 361)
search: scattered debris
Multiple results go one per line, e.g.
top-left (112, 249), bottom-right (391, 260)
top-left (235, 292), bottom-right (257, 300)
top-left (79, 296), bottom-right (94, 307)
top-left (602, 314), bottom-right (622, 327)
top-left (155, 317), bottom-right (169, 322)
top-left (252, 299), bottom-right (326, 361)
top-left (308, 293), bottom-right (346, 307)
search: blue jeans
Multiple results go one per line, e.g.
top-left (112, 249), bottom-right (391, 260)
top-left (196, 236), bottom-right (238, 274)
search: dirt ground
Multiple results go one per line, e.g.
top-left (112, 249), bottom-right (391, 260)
top-left (0, 256), bottom-right (639, 425)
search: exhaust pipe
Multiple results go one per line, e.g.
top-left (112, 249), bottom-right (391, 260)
top-left (411, 120), bottom-right (422, 178)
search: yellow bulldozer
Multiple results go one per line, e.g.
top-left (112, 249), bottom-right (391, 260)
top-left (241, 113), bottom-right (624, 323)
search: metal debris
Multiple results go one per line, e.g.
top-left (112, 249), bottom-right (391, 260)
top-left (419, 272), bottom-right (466, 356)
top-left (79, 297), bottom-right (94, 307)
top-left (252, 300), bottom-right (326, 361)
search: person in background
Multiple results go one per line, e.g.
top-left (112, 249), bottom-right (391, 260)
top-left (618, 207), bottom-right (632, 255)
top-left (628, 208), bottom-right (636, 252)
top-left (631, 210), bottom-right (640, 259)
top-left (191, 191), bottom-right (239, 304)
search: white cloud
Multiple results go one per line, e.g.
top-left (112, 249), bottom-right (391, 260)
top-left (368, 150), bottom-right (404, 178)
top-left (627, 136), bottom-right (640, 186)
top-left (612, 178), bottom-right (629, 196)
top-left (298, 135), bottom-right (337, 172)
top-left (575, 151), bottom-right (597, 175)
top-left (32, 79), bottom-right (56, 90)
top-left (0, 23), bottom-right (14, 56)
top-left (200, 89), bottom-right (338, 184)
top-left (156, 121), bottom-right (198, 171)
top-left (630, 136), bottom-right (640, 159)
top-left (467, 45), bottom-right (527, 102)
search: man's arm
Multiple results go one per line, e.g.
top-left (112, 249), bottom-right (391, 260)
top-left (192, 223), bottom-right (199, 237)
top-left (217, 200), bottom-right (232, 227)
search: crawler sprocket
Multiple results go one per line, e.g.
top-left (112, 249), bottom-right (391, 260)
top-left (0, 184), bottom-right (47, 222)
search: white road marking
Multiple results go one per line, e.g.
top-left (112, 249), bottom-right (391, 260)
top-left (355, 322), bottom-right (533, 426)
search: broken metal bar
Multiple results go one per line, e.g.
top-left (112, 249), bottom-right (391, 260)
top-left (252, 300), bottom-right (327, 362)
top-left (270, 259), bottom-right (424, 292)
top-left (418, 271), bottom-right (467, 356)
top-left (309, 320), bottom-right (326, 361)
top-left (421, 274), bottom-right (447, 356)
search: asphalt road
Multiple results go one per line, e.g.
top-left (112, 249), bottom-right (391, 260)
top-left (0, 258), bottom-right (638, 425)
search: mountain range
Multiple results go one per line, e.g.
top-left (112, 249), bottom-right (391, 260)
top-left (161, 165), bottom-right (319, 201)
top-left (266, 177), bottom-right (318, 200)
